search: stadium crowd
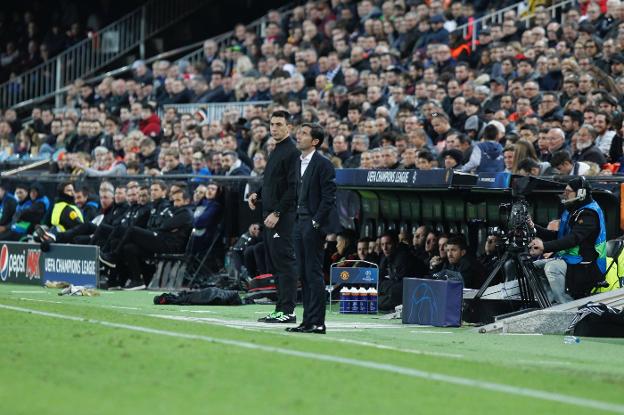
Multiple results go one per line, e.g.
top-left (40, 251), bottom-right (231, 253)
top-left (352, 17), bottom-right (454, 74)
top-left (0, 0), bottom-right (623, 294)
top-left (0, 1), bottom-right (136, 83)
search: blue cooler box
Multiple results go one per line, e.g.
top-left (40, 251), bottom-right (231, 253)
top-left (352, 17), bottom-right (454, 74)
top-left (402, 278), bottom-right (463, 327)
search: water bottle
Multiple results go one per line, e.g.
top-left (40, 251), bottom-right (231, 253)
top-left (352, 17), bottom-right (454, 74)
top-left (563, 335), bottom-right (580, 344)
top-left (358, 287), bottom-right (368, 314)
top-left (339, 287), bottom-right (348, 313)
top-left (348, 287), bottom-right (358, 313)
top-left (368, 287), bottom-right (378, 314)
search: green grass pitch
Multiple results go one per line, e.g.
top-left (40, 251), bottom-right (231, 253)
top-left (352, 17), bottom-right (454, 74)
top-left (1, 283), bottom-right (623, 415)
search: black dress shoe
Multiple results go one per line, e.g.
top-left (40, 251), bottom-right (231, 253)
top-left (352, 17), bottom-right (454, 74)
top-left (301, 324), bottom-right (326, 334)
top-left (285, 324), bottom-right (308, 333)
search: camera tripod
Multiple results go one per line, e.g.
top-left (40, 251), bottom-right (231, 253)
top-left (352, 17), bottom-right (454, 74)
top-left (474, 245), bottom-right (553, 308)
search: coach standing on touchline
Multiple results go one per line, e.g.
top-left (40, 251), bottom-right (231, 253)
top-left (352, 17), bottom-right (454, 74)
top-left (249, 110), bottom-right (300, 324)
top-left (286, 123), bottom-right (339, 334)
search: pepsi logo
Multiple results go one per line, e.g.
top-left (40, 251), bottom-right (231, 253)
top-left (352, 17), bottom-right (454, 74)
top-left (0, 245), bottom-right (8, 281)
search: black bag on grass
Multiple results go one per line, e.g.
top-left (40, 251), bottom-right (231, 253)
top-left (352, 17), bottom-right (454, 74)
top-left (567, 302), bottom-right (624, 338)
top-left (154, 288), bottom-right (242, 306)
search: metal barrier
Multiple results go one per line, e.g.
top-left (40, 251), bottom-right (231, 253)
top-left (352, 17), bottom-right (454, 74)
top-left (458, 0), bottom-right (576, 49)
top-left (160, 101), bottom-right (273, 121)
top-left (1, 0), bottom-right (209, 110)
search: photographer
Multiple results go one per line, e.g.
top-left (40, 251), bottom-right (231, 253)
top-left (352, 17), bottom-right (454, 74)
top-left (528, 178), bottom-right (607, 304)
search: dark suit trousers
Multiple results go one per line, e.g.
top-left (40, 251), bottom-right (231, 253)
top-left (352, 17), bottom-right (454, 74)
top-left (264, 212), bottom-right (298, 314)
top-left (294, 216), bottom-right (326, 326)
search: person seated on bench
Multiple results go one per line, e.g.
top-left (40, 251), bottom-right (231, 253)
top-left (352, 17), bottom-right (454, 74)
top-left (74, 186), bottom-right (100, 223)
top-left (354, 238), bottom-right (379, 266)
top-left (0, 182), bottom-right (17, 235)
top-left (378, 231), bottom-right (428, 311)
top-left (35, 184), bottom-right (129, 246)
top-left (100, 187), bottom-right (193, 290)
top-left (190, 181), bottom-right (223, 254)
top-left (442, 236), bottom-right (487, 289)
top-left (49, 181), bottom-right (83, 234)
top-left (0, 182), bottom-right (49, 241)
top-left (429, 233), bottom-right (449, 273)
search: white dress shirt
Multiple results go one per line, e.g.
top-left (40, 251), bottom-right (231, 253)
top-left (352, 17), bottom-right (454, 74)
top-left (300, 150), bottom-right (315, 177)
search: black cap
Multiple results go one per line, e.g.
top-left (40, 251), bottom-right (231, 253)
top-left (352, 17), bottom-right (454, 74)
top-left (479, 28), bottom-right (491, 36)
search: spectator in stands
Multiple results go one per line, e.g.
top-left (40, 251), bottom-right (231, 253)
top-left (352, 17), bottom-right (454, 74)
top-left (138, 103), bottom-right (161, 138)
top-left (572, 124), bottom-right (608, 166)
top-left (592, 112), bottom-right (621, 162)
top-left (222, 150), bottom-right (251, 176)
top-left (461, 124), bottom-right (504, 173)
top-left (551, 150), bottom-right (597, 177)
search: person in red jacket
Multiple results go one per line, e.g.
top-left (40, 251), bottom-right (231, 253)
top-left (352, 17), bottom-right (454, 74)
top-left (139, 103), bottom-right (161, 138)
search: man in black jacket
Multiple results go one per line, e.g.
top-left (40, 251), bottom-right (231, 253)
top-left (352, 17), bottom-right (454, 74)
top-left (286, 123), bottom-right (339, 334)
top-left (101, 187), bottom-right (192, 290)
top-left (442, 236), bottom-right (487, 289)
top-left (249, 110), bottom-right (300, 323)
top-left (0, 183), bottom-right (49, 241)
top-left (378, 232), bottom-right (428, 311)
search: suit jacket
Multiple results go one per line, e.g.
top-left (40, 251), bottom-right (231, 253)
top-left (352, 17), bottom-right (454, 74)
top-left (297, 151), bottom-right (340, 234)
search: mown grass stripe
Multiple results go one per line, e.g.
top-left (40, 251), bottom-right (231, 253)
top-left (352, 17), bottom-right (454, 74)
top-left (2, 303), bottom-right (624, 414)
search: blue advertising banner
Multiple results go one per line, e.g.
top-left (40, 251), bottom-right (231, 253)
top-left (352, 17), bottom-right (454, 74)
top-left (335, 169), bottom-right (452, 188)
top-left (0, 242), bottom-right (99, 287)
top-left (330, 266), bottom-right (378, 285)
top-left (335, 169), bottom-right (477, 188)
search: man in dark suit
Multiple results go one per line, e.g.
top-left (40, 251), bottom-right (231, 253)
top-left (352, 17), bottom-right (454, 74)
top-left (286, 123), bottom-right (338, 334)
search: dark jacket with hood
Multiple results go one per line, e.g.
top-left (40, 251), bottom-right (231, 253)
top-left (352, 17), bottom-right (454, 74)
top-left (157, 203), bottom-right (194, 251)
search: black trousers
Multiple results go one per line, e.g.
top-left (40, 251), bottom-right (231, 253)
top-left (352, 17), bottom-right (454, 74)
top-left (264, 212), bottom-right (297, 314)
top-left (243, 242), bottom-right (267, 277)
top-left (118, 227), bottom-right (169, 284)
top-left (55, 222), bottom-right (97, 244)
top-left (294, 216), bottom-right (326, 326)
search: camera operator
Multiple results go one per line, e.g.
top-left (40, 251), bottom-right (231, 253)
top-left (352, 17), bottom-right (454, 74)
top-left (528, 178), bottom-right (607, 304)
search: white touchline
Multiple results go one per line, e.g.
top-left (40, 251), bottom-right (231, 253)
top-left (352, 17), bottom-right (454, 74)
top-left (1, 303), bottom-right (623, 414)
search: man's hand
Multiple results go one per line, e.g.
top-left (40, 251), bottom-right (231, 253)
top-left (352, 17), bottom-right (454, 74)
top-left (430, 256), bottom-right (442, 269)
top-left (527, 216), bottom-right (535, 231)
top-left (248, 193), bottom-right (258, 210)
top-left (264, 212), bottom-right (279, 229)
top-left (528, 238), bottom-right (544, 256)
